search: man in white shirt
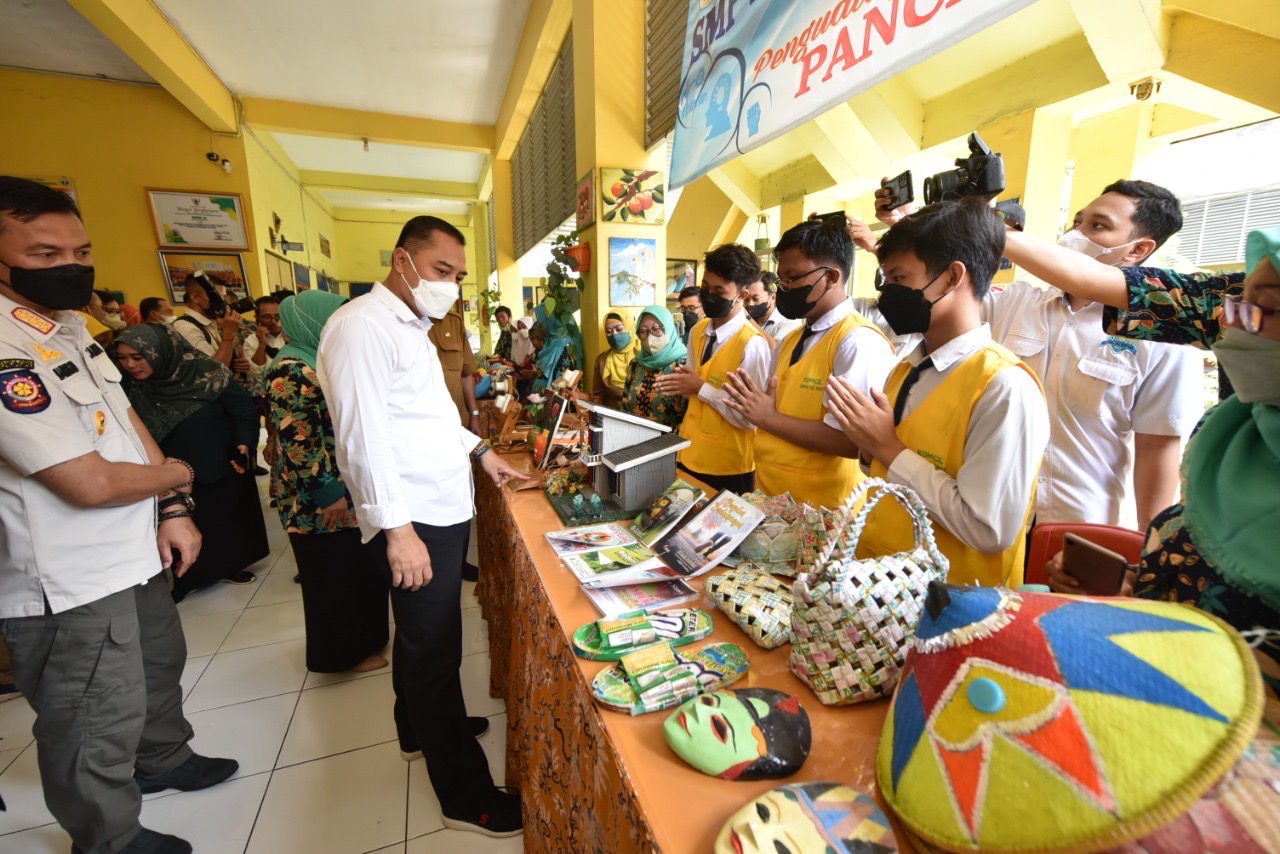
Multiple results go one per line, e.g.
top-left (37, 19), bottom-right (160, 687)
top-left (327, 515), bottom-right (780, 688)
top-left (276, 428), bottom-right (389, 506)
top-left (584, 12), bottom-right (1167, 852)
top-left (722, 216), bottom-right (896, 509)
top-left (317, 215), bottom-right (526, 839)
top-left (173, 272), bottom-right (246, 369)
top-left (657, 243), bottom-right (773, 494)
top-left (744, 271), bottom-right (804, 343)
top-left (828, 199), bottom-right (1050, 588)
top-left (0, 176), bottom-right (235, 854)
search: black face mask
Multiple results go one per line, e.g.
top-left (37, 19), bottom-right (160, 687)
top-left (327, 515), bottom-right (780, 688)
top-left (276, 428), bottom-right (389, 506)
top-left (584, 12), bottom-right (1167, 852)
top-left (746, 301), bottom-right (770, 321)
top-left (876, 272), bottom-right (949, 335)
top-left (681, 309), bottom-right (700, 331)
top-left (699, 287), bottom-right (737, 320)
top-left (775, 281), bottom-right (821, 320)
top-left (1, 261), bottom-right (96, 311)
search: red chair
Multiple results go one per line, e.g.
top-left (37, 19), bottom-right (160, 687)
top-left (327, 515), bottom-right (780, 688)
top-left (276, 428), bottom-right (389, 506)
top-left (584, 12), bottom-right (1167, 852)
top-left (1025, 522), bottom-right (1147, 587)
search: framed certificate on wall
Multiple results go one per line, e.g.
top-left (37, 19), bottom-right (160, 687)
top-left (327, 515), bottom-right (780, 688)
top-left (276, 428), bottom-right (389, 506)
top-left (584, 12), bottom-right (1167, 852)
top-left (147, 189), bottom-right (249, 250)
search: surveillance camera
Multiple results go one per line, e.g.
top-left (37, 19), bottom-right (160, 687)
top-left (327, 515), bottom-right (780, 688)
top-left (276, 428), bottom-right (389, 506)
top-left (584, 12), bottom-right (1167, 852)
top-left (206, 152), bottom-right (219, 162)
top-left (221, 159), bottom-right (232, 174)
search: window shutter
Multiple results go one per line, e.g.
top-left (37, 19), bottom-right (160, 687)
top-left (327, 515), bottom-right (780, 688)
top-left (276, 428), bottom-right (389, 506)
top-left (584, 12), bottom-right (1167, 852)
top-left (1180, 187), bottom-right (1280, 267)
top-left (645, 0), bottom-right (687, 149)
top-left (511, 33), bottom-right (577, 259)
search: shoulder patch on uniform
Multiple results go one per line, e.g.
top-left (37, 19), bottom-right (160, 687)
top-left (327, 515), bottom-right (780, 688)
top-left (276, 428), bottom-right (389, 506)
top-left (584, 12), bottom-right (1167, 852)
top-left (85, 342), bottom-right (105, 358)
top-left (31, 343), bottom-right (62, 361)
top-left (10, 307), bottom-right (55, 336)
top-left (52, 361), bottom-right (80, 380)
top-left (0, 358), bottom-right (35, 371)
top-left (0, 369), bottom-right (51, 413)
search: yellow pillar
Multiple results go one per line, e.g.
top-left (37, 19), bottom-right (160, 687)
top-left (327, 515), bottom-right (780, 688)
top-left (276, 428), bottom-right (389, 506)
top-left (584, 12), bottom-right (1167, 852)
top-left (472, 198), bottom-right (494, 353)
top-left (491, 158), bottom-right (525, 322)
top-left (979, 108), bottom-right (1073, 282)
top-left (572, 0), bottom-right (666, 368)
top-left (1067, 105), bottom-right (1154, 222)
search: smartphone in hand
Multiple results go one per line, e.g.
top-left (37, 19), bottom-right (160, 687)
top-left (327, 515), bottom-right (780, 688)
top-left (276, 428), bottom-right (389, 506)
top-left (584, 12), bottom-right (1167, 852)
top-left (1062, 533), bottom-right (1129, 596)
top-left (879, 171), bottom-right (914, 211)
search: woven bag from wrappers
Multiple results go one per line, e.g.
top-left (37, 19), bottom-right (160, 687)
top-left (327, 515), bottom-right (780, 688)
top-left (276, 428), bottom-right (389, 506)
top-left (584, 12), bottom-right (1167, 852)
top-left (788, 479), bottom-right (948, 706)
top-left (705, 567), bottom-right (795, 649)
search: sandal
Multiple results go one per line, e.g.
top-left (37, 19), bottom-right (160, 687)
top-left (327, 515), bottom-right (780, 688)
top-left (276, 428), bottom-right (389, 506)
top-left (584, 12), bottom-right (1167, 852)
top-left (572, 608), bottom-right (714, 661)
top-left (591, 642), bottom-right (750, 715)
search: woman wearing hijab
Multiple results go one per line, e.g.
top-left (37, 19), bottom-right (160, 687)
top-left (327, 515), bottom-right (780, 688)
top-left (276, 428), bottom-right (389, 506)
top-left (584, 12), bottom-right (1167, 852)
top-left (265, 291), bottom-right (389, 673)
top-left (592, 308), bottom-right (639, 408)
top-left (1005, 225), bottom-right (1280, 671)
top-left (113, 324), bottom-right (269, 601)
top-left (531, 303), bottom-right (582, 390)
top-left (621, 305), bottom-right (689, 430)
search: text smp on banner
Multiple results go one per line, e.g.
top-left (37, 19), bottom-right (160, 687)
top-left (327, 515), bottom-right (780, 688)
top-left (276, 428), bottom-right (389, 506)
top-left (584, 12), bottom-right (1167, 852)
top-left (670, 0), bottom-right (1036, 189)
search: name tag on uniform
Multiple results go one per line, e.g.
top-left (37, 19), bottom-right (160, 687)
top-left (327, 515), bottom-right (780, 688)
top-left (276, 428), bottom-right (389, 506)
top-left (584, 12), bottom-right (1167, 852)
top-left (52, 361), bottom-right (80, 381)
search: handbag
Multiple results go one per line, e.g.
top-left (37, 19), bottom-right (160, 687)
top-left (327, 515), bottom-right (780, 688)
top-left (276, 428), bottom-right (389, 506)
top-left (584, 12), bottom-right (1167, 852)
top-left (705, 567), bottom-right (795, 650)
top-left (788, 478), bottom-right (948, 705)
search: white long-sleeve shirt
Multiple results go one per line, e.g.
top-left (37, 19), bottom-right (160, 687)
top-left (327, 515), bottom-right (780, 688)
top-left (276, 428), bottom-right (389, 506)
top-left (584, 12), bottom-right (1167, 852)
top-left (886, 324), bottom-right (1050, 554)
top-left (317, 282), bottom-right (480, 542)
top-left (695, 309), bottom-right (773, 430)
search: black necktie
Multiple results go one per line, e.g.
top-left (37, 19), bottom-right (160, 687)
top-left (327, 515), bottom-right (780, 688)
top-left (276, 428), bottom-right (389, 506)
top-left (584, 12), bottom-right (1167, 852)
top-left (893, 357), bottom-right (934, 425)
top-left (788, 324), bottom-right (816, 366)
top-left (701, 330), bottom-right (716, 365)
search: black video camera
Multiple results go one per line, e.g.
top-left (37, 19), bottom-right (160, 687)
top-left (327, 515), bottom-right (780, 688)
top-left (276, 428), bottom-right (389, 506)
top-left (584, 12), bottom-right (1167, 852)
top-left (187, 271), bottom-right (254, 317)
top-left (923, 132), bottom-right (1005, 205)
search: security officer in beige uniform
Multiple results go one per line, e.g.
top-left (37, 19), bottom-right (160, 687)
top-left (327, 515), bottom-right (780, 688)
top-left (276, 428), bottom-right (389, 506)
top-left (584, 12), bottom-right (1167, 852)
top-left (0, 177), bottom-right (238, 854)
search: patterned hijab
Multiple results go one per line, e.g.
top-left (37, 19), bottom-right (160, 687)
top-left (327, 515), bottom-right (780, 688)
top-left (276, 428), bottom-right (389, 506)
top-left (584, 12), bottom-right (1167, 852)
top-left (274, 290), bottom-right (347, 370)
top-left (112, 322), bottom-right (232, 441)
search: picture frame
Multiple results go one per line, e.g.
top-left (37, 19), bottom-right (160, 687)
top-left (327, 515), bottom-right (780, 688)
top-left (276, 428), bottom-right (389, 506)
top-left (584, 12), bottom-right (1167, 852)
top-left (319, 234), bottom-right (332, 258)
top-left (146, 189), bottom-right (249, 250)
top-left (157, 251), bottom-right (249, 305)
top-left (576, 170), bottom-right (596, 231)
top-left (608, 237), bottom-right (659, 307)
top-left (601, 169), bottom-right (666, 225)
top-left (294, 262), bottom-right (311, 290)
top-left (666, 259), bottom-right (698, 299)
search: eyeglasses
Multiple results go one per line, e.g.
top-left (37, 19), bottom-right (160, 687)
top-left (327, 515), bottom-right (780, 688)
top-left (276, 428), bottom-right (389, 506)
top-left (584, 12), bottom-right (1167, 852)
top-left (776, 266), bottom-right (831, 291)
top-left (637, 325), bottom-right (665, 337)
top-left (1223, 295), bottom-right (1278, 334)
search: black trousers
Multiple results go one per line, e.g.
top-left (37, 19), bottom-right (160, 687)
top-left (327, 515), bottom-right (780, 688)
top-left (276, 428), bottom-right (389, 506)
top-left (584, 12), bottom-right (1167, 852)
top-left (0, 574), bottom-right (194, 853)
top-left (291, 529), bottom-right (389, 673)
top-left (365, 520), bottom-right (494, 814)
top-left (679, 465), bottom-right (756, 496)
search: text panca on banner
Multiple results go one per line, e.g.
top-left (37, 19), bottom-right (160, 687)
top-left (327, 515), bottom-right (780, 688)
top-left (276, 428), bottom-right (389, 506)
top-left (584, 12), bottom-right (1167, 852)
top-left (669, 0), bottom-right (1036, 189)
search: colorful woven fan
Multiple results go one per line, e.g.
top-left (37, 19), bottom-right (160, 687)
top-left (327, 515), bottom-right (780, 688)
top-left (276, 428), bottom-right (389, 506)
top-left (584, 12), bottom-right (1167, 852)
top-left (876, 583), bottom-right (1265, 852)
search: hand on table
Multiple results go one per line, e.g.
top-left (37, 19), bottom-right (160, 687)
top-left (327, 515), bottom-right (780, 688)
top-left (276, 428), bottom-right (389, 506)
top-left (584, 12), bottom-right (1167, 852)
top-left (481, 451), bottom-right (529, 489)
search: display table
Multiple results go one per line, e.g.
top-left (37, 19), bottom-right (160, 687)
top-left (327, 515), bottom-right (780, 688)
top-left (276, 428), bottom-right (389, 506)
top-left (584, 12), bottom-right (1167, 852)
top-left (475, 453), bottom-right (898, 853)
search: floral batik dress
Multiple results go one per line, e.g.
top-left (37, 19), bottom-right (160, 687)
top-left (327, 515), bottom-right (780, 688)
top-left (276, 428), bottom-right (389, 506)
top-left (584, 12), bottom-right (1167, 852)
top-left (621, 359), bottom-right (687, 430)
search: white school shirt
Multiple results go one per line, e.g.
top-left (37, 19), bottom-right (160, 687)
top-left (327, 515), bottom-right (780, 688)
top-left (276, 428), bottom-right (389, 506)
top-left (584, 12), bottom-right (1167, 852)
top-left (886, 324), bottom-right (1051, 555)
top-left (317, 282), bottom-right (481, 543)
top-left (0, 296), bottom-right (160, 617)
top-left (760, 310), bottom-right (803, 343)
top-left (984, 281), bottom-right (1201, 525)
top-left (770, 298), bottom-right (895, 432)
top-left (694, 309), bottom-right (773, 430)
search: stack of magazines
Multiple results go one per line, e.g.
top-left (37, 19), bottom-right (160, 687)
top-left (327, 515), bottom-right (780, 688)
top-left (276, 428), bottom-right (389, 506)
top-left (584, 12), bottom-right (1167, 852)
top-left (544, 480), bottom-right (765, 617)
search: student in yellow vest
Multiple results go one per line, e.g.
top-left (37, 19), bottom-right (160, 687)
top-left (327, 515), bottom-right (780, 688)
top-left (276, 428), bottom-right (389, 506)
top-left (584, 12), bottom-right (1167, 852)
top-left (655, 243), bottom-right (771, 494)
top-left (722, 216), bottom-right (896, 508)
top-left (826, 199), bottom-right (1050, 588)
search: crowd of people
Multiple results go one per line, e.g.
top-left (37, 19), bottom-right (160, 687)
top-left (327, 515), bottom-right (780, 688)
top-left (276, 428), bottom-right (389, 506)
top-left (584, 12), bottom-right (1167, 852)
top-left (0, 157), bottom-right (1276, 854)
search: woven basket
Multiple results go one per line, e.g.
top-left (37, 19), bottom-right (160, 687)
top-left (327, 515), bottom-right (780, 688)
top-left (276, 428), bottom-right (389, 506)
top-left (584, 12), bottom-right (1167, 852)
top-left (705, 567), bottom-right (795, 650)
top-left (788, 479), bottom-right (948, 705)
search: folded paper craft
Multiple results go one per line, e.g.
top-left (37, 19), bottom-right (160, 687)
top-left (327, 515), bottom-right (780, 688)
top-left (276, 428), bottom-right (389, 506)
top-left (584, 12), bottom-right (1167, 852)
top-left (571, 608), bottom-right (714, 660)
top-left (590, 641), bottom-right (749, 715)
top-left (705, 567), bottom-right (795, 649)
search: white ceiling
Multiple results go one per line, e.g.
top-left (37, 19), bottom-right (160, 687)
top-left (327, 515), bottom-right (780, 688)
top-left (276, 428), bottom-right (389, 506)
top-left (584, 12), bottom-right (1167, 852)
top-left (0, 0), bottom-right (154, 83)
top-left (271, 132), bottom-right (485, 183)
top-left (153, 0), bottom-right (532, 125)
top-left (317, 189), bottom-right (471, 217)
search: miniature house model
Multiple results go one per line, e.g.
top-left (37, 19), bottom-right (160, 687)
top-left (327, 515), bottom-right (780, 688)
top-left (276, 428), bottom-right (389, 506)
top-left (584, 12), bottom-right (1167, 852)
top-left (584, 404), bottom-right (690, 511)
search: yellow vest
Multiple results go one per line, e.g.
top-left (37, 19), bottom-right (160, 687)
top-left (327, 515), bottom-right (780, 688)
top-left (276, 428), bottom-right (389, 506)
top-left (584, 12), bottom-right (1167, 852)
top-left (861, 340), bottom-right (1042, 588)
top-left (755, 312), bottom-right (887, 509)
top-left (678, 318), bottom-right (763, 475)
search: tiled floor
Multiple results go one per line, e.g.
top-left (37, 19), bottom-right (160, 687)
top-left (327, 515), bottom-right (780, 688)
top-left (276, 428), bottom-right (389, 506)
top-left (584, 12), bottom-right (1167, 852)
top-left (0, 478), bottom-right (519, 854)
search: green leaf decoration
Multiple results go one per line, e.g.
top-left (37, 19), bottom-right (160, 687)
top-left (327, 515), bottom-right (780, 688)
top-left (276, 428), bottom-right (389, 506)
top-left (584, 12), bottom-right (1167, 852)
top-left (652, 189), bottom-right (665, 203)
top-left (605, 210), bottom-right (617, 222)
top-left (602, 192), bottom-right (615, 204)
top-left (545, 296), bottom-right (557, 312)
top-left (621, 207), bottom-right (630, 221)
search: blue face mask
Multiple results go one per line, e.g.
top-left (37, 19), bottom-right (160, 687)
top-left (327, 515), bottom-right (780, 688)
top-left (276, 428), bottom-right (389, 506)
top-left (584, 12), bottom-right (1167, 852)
top-left (608, 331), bottom-right (632, 351)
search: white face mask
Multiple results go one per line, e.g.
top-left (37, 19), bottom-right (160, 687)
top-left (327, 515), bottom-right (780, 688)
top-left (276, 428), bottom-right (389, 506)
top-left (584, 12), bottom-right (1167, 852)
top-left (642, 331), bottom-right (670, 355)
top-left (162, 314), bottom-right (176, 324)
top-left (517, 328), bottom-right (530, 340)
top-left (1057, 230), bottom-right (1141, 266)
top-left (401, 253), bottom-right (458, 320)
top-left (102, 314), bottom-right (127, 331)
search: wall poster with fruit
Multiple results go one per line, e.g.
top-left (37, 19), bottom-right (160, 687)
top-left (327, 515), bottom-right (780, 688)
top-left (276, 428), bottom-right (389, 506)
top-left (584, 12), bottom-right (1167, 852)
top-left (601, 169), bottom-right (665, 225)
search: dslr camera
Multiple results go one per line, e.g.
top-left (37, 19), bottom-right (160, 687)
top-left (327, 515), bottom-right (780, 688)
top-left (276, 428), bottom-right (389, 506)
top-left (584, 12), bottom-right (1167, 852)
top-left (188, 270), bottom-right (255, 317)
top-left (923, 132), bottom-right (1006, 205)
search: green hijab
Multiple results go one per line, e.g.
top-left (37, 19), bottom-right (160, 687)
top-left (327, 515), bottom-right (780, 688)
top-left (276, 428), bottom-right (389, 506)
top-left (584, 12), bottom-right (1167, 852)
top-left (274, 290), bottom-right (347, 370)
top-left (634, 304), bottom-right (687, 371)
top-left (113, 322), bottom-right (232, 441)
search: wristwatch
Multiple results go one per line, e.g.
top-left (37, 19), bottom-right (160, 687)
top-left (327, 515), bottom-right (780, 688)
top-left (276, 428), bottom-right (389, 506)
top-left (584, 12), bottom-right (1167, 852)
top-left (158, 493), bottom-right (196, 513)
top-left (470, 409), bottom-right (481, 417)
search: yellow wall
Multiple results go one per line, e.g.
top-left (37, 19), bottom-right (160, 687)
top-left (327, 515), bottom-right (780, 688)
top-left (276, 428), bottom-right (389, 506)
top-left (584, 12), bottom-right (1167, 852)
top-left (0, 68), bottom-right (260, 304)
top-left (243, 128), bottom-right (338, 294)
top-left (332, 212), bottom-right (477, 286)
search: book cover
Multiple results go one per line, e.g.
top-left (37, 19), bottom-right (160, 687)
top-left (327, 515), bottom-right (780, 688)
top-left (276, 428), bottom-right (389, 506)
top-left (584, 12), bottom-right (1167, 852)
top-left (562, 544), bottom-right (665, 585)
top-left (629, 478), bottom-right (709, 547)
top-left (653, 491), bottom-right (765, 579)
top-left (545, 522), bottom-right (636, 556)
top-left (584, 579), bottom-right (699, 617)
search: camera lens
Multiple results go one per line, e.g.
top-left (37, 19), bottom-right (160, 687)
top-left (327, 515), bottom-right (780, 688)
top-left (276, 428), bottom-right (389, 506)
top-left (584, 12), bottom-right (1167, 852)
top-left (923, 168), bottom-right (968, 205)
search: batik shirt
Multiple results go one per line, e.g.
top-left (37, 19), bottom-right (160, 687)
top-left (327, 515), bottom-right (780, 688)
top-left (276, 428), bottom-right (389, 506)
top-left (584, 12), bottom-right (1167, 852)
top-left (622, 360), bottom-right (687, 431)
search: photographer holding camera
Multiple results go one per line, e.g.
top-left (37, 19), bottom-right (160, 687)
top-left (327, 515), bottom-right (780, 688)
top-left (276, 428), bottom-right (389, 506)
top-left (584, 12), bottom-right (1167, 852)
top-left (175, 270), bottom-right (254, 373)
